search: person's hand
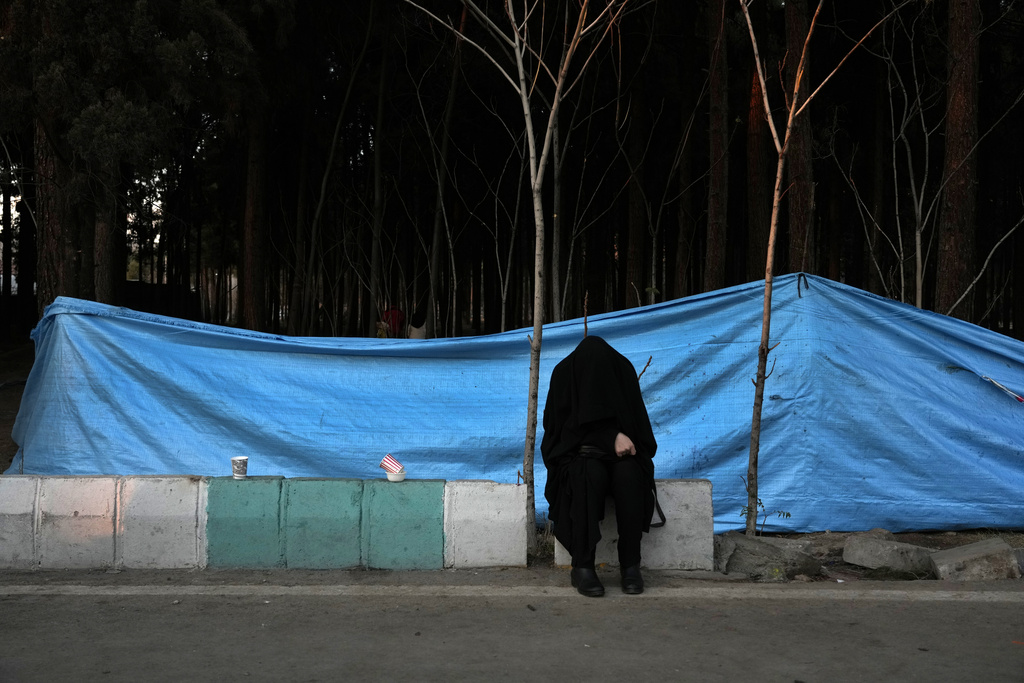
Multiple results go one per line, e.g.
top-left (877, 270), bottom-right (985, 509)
top-left (614, 432), bottom-right (636, 457)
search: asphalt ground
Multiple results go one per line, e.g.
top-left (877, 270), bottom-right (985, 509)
top-left (1, 567), bottom-right (1022, 682)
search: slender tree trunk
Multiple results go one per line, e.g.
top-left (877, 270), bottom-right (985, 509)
top-left (674, 172), bottom-right (696, 298)
top-left (935, 0), bottom-right (979, 320)
top-left (241, 109), bottom-right (268, 331)
top-left (746, 68), bottom-right (772, 281)
top-left (34, 119), bottom-right (77, 315)
top-left (551, 118), bottom-right (563, 322)
top-left (287, 97), bottom-right (312, 335)
top-left (425, 8), bottom-right (465, 338)
top-left (746, 147), bottom-right (788, 535)
top-left (674, 68), bottom-right (697, 299)
top-left (369, 43), bottom-right (388, 334)
top-left (626, 103), bottom-right (647, 307)
top-left (301, 0), bottom-right (375, 332)
top-left (92, 165), bottom-right (118, 304)
top-left (786, 0), bottom-right (815, 275)
top-left (706, 0), bottom-right (729, 292)
top-left (867, 62), bottom-right (888, 296)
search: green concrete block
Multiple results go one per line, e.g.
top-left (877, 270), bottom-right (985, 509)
top-left (206, 477), bottom-right (284, 568)
top-left (362, 479), bottom-right (444, 570)
top-left (283, 479), bottom-right (363, 569)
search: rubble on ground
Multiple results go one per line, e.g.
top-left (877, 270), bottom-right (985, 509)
top-left (714, 531), bottom-right (821, 582)
top-left (713, 529), bottom-right (1024, 582)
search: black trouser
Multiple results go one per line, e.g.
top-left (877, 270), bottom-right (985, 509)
top-left (564, 455), bottom-right (646, 569)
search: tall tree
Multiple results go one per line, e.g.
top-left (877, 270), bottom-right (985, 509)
top-left (739, 0), bottom-right (903, 534)
top-left (935, 0), bottom-right (979, 320)
top-left (241, 107), bottom-right (269, 330)
top-left (746, 68), bottom-right (772, 281)
top-left (705, 0), bottom-right (729, 292)
top-left (786, 0), bottom-right (816, 275)
top-left (406, 0), bottom-right (641, 540)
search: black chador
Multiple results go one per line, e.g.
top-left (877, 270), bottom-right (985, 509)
top-left (540, 335), bottom-right (657, 596)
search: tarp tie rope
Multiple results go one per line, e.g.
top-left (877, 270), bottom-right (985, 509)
top-left (797, 273), bottom-right (810, 297)
top-left (981, 376), bottom-right (1024, 403)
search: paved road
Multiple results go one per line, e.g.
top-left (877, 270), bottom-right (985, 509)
top-left (2, 567), bottom-right (1022, 682)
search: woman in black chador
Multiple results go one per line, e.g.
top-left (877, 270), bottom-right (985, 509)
top-left (540, 335), bottom-right (657, 597)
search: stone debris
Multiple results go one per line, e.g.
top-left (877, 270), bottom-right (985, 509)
top-left (929, 537), bottom-right (1022, 581)
top-left (842, 533), bottom-right (934, 575)
top-left (715, 531), bottom-right (821, 582)
top-left (712, 529), bottom-right (1024, 583)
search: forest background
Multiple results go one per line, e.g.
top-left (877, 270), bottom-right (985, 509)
top-left (0, 0), bottom-right (1021, 344)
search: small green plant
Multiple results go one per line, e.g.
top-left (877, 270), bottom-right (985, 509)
top-left (740, 499), bottom-right (791, 535)
top-left (739, 476), bottom-right (791, 535)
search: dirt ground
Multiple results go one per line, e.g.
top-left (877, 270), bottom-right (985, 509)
top-left (1, 337), bottom-right (1021, 575)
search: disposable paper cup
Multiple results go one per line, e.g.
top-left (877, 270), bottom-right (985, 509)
top-left (231, 456), bottom-right (248, 479)
top-left (380, 454), bottom-right (404, 473)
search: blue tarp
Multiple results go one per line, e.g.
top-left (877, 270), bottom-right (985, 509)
top-left (8, 274), bottom-right (1024, 533)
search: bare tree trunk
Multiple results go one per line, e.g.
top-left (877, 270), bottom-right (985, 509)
top-left (92, 164), bottom-right (118, 305)
top-left (287, 99), bottom-right (311, 335)
top-left (741, 0), bottom-right (896, 534)
top-left (746, 68), bottom-right (772, 281)
top-left (706, 0), bottom-right (729, 292)
top-left (740, 0), bottom-right (813, 535)
top-left (241, 109), bottom-right (268, 331)
top-left (369, 43), bottom-right (389, 334)
top-left (867, 63), bottom-right (888, 296)
top-left (407, 0), bottom-right (634, 552)
top-left (935, 0), bottom-right (979, 320)
top-left (551, 118), bottom-right (564, 322)
top-left (301, 0), bottom-right (375, 333)
top-left (426, 8), bottom-right (466, 339)
top-left (786, 0), bottom-right (815, 275)
top-left (674, 66), bottom-right (697, 299)
top-left (34, 119), bottom-right (78, 315)
top-left (626, 103), bottom-right (647, 307)
top-left (674, 166), bottom-right (696, 298)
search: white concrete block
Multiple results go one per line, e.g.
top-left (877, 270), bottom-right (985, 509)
top-left (0, 476), bottom-right (40, 569)
top-left (444, 481), bottom-right (527, 568)
top-left (197, 477), bottom-right (209, 569)
top-left (116, 476), bottom-right (204, 569)
top-left (555, 479), bottom-right (714, 570)
top-left (38, 476), bottom-right (117, 569)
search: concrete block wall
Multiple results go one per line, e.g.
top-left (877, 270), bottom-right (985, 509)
top-left (554, 479), bottom-right (715, 570)
top-left (284, 478), bottom-right (362, 569)
top-left (0, 475), bottom-right (531, 570)
top-left (39, 476), bottom-right (117, 569)
top-left (0, 475), bottom-right (39, 569)
top-left (444, 480), bottom-right (528, 568)
top-left (117, 476), bottom-right (206, 569)
top-left (363, 479), bottom-right (445, 570)
top-left (206, 477), bottom-right (286, 569)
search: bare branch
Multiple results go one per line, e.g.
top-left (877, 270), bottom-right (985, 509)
top-left (637, 355), bottom-right (652, 380)
top-left (945, 211), bottom-right (1024, 317)
top-left (402, 0), bottom-right (519, 91)
top-left (795, 0), bottom-right (915, 120)
top-left (739, 1), bottom-right (783, 154)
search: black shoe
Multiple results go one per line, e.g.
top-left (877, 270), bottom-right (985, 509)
top-left (570, 567), bottom-right (605, 597)
top-left (620, 564), bottom-right (644, 594)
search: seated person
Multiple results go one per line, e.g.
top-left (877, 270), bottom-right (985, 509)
top-left (540, 335), bottom-right (657, 597)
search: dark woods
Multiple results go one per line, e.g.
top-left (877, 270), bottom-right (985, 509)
top-left (0, 0), bottom-right (1021, 341)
